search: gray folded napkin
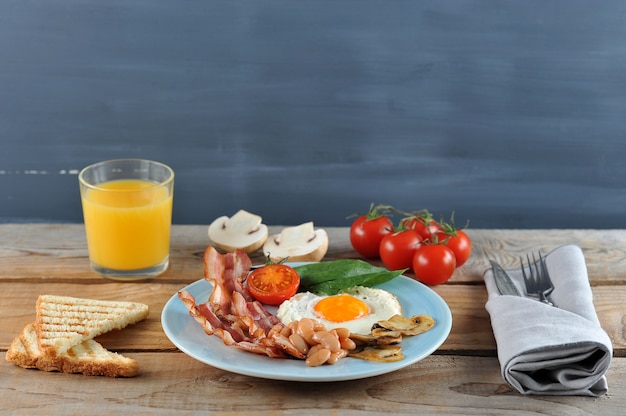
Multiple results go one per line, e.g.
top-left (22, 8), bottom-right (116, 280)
top-left (483, 244), bottom-right (612, 396)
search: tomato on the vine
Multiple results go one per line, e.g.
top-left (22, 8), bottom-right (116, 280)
top-left (435, 213), bottom-right (472, 267)
top-left (412, 243), bottom-right (456, 285)
top-left (379, 228), bottom-right (423, 271)
top-left (402, 211), bottom-right (442, 240)
top-left (247, 264), bottom-right (300, 305)
top-left (349, 204), bottom-right (393, 258)
top-left (439, 229), bottom-right (472, 267)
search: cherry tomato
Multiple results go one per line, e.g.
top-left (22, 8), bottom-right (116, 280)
top-left (440, 230), bottom-right (472, 267)
top-left (435, 213), bottom-right (472, 267)
top-left (247, 264), bottom-right (300, 306)
top-left (379, 229), bottom-right (423, 270)
top-left (412, 244), bottom-right (456, 285)
top-left (349, 205), bottom-right (393, 258)
top-left (402, 214), bottom-right (442, 240)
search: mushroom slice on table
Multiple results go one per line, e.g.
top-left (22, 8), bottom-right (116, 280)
top-left (263, 222), bottom-right (329, 263)
top-left (208, 210), bottom-right (268, 253)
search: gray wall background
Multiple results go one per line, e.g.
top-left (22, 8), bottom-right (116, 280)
top-left (2, 1), bottom-right (626, 228)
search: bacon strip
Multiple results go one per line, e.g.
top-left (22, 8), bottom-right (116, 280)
top-left (178, 289), bottom-right (220, 335)
top-left (178, 246), bottom-right (289, 358)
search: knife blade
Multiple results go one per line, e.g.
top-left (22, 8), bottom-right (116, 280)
top-left (489, 260), bottom-right (522, 297)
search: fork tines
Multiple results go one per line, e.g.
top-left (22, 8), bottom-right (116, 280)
top-left (520, 252), bottom-right (554, 306)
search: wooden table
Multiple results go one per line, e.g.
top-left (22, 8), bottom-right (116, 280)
top-left (1, 224), bottom-right (624, 415)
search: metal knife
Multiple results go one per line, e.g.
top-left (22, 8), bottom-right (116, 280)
top-left (489, 260), bottom-right (522, 297)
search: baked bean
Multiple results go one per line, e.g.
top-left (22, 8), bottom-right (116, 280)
top-left (313, 321), bottom-right (326, 331)
top-left (326, 349), bottom-right (348, 365)
top-left (306, 343), bottom-right (324, 357)
top-left (332, 328), bottom-right (351, 339)
top-left (288, 333), bottom-right (309, 355)
top-left (339, 337), bottom-right (357, 351)
top-left (280, 324), bottom-right (293, 337)
top-left (313, 331), bottom-right (341, 352)
top-left (272, 333), bottom-right (304, 359)
top-left (279, 320), bottom-right (353, 366)
top-left (296, 318), bottom-right (317, 344)
top-left (305, 348), bottom-right (332, 367)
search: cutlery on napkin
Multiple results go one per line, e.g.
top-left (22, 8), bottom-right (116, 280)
top-left (483, 244), bottom-right (612, 396)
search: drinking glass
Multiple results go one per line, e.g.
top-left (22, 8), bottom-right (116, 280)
top-left (79, 159), bottom-right (174, 280)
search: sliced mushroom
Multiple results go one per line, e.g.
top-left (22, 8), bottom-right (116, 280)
top-left (371, 327), bottom-right (404, 339)
top-left (208, 210), bottom-right (268, 253)
top-left (348, 345), bottom-right (404, 362)
top-left (372, 314), bottom-right (435, 337)
top-left (349, 332), bottom-right (403, 347)
top-left (262, 222), bottom-right (329, 262)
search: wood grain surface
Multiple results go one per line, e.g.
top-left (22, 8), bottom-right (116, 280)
top-left (1, 224), bottom-right (625, 415)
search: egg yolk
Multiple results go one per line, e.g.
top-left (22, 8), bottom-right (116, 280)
top-left (313, 294), bottom-right (370, 322)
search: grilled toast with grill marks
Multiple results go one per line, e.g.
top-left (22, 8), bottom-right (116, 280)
top-left (35, 295), bottom-right (149, 357)
top-left (6, 322), bottom-right (140, 377)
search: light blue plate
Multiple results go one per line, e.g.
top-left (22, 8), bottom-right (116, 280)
top-left (161, 269), bottom-right (452, 382)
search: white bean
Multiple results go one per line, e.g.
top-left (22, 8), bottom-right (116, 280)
top-left (306, 348), bottom-right (331, 367)
top-left (313, 331), bottom-right (341, 352)
top-left (288, 333), bottom-right (309, 355)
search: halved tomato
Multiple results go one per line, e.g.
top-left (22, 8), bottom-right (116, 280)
top-left (247, 264), bottom-right (300, 305)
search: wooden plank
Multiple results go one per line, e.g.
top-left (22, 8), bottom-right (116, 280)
top-left (1, 224), bottom-right (625, 413)
top-left (0, 281), bottom-right (494, 352)
top-left (3, 225), bottom-right (626, 284)
top-left (2, 225), bottom-right (625, 353)
top-left (2, 281), bottom-right (623, 354)
top-left (1, 354), bottom-right (624, 415)
top-left (463, 228), bottom-right (626, 283)
top-left (0, 281), bottom-right (183, 351)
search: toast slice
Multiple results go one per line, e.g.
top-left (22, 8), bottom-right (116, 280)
top-left (6, 322), bottom-right (139, 377)
top-left (35, 295), bottom-right (149, 357)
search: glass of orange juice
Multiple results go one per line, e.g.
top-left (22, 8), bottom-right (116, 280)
top-left (79, 159), bottom-right (174, 281)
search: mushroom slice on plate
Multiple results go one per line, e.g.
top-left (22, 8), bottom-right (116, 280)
top-left (208, 210), bottom-right (268, 253)
top-left (263, 222), bottom-right (328, 262)
top-left (349, 332), bottom-right (403, 346)
top-left (372, 314), bottom-right (435, 337)
top-left (348, 345), bottom-right (404, 362)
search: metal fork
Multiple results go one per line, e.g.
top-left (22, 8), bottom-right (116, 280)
top-left (520, 252), bottom-right (555, 306)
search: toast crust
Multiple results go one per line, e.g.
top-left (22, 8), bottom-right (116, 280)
top-left (6, 295), bottom-right (148, 377)
top-left (35, 295), bottom-right (149, 357)
top-left (6, 323), bottom-right (139, 377)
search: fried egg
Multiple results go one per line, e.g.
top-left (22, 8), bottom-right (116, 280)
top-left (276, 286), bottom-right (402, 335)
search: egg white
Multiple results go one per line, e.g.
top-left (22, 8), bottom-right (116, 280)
top-left (276, 286), bottom-right (402, 335)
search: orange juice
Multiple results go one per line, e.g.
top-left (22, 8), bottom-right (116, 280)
top-left (81, 179), bottom-right (173, 271)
